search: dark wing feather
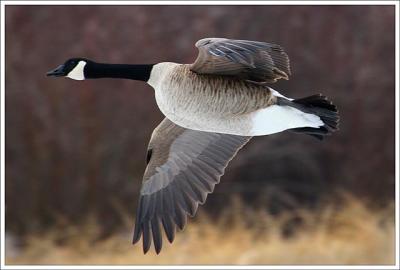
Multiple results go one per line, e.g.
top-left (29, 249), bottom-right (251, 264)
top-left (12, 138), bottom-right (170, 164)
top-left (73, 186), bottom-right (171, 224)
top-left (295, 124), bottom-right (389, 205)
top-left (132, 118), bottom-right (251, 253)
top-left (190, 38), bottom-right (291, 83)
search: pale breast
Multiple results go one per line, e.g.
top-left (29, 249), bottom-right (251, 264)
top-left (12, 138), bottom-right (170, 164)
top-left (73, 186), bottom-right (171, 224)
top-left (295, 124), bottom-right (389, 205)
top-left (148, 63), bottom-right (276, 135)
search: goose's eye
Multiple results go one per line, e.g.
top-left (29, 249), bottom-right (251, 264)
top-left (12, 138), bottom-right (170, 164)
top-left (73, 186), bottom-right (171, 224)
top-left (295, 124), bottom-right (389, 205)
top-left (146, 148), bottom-right (153, 164)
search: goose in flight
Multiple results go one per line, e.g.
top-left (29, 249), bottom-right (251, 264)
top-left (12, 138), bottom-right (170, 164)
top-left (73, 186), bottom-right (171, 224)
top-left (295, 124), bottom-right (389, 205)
top-left (47, 38), bottom-right (339, 253)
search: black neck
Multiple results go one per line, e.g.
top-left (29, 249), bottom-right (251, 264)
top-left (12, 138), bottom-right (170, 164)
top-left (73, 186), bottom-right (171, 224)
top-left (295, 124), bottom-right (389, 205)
top-left (85, 62), bottom-right (154, 81)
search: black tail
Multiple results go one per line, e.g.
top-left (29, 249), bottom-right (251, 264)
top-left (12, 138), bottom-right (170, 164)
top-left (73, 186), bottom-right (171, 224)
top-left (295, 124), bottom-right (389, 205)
top-left (277, 94), bottom-right (339, 140)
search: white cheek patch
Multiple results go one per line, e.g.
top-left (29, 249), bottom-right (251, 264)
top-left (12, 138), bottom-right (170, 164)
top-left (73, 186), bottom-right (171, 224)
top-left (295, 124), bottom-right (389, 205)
top-left (67, 61), bottom-right (86, 80)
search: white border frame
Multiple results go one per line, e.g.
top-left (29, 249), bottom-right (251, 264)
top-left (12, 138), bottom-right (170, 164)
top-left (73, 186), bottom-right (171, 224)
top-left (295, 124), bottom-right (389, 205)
top-left (0, 1), bottom-right (398, 269)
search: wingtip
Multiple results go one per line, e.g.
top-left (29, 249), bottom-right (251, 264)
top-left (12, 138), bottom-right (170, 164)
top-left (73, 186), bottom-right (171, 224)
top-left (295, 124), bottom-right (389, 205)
top-left (132, 235), bottom-right (141, 245)
top-left (166, 234), bottom-right (175, 244)
top-left (161, 217), bottom-right (176, 244)
top-left (132, 225), bottom-right (142, 244)
top-left (143, 238), bottom-right (151, 254)
top-left (154, 245), bottom-right (162, 254)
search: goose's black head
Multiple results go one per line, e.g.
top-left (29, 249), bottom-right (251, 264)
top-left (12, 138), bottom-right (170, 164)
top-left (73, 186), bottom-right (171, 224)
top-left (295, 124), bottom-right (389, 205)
top-left (47, 58), bottom-right (90, 80)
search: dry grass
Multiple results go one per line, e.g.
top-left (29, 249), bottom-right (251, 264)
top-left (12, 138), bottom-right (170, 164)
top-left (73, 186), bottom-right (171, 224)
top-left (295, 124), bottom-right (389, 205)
top-left (6, 197), bottom-right (395, 265)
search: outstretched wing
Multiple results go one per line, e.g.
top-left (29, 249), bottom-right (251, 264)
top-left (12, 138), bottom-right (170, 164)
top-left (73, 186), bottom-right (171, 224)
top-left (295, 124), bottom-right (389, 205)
top-left (132, 118), bottom-right (251, 254)
top-left (190, 38), bottom-right (291, 83)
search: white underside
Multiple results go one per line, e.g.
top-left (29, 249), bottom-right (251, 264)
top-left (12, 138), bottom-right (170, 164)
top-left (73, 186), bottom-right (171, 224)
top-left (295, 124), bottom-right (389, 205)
top-left (250, 104), bottom-right (324, 136)
top-left (249, 87), bottom-right (324, 136)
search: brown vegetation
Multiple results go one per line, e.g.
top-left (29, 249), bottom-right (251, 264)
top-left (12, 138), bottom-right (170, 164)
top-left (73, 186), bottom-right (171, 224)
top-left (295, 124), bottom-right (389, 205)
top-left (6, 197), bottom-right (394, 265)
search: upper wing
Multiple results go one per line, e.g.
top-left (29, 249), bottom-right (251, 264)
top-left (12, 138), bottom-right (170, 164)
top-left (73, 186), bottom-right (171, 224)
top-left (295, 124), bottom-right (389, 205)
top-left (190, 38), bottom-right (291, 83)
top-left (132, 118), bottom-right (251, 254)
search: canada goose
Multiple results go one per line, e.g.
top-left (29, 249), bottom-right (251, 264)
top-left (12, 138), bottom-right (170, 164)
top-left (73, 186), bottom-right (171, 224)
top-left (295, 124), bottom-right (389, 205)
top-left (47, 38), bottom-right (339, 254)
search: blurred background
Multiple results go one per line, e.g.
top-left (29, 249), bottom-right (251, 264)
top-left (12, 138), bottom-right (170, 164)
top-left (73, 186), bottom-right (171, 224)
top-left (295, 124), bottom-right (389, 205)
top-left (5, 5), bottom-right (395, 265)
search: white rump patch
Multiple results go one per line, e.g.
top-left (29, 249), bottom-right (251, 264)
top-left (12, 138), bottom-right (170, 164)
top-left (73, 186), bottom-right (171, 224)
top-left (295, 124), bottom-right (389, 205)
top-left (250, 105), bottom-right (324, 136)
top-left (67, 61), bottom-right (86, 80)
top-left (268, 87), bottom-right (293, 101)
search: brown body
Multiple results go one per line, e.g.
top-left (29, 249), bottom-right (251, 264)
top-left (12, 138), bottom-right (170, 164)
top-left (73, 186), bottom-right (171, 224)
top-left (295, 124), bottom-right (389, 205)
top-left (148, 63), bottom-right (277, 135)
